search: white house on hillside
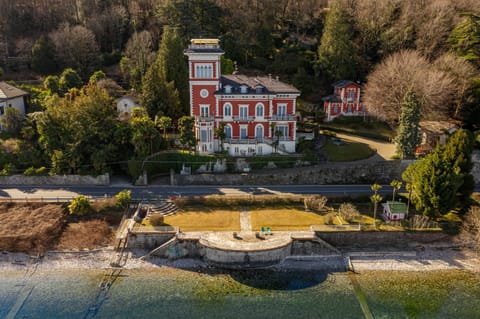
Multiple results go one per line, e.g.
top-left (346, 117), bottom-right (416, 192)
top-left (116, 95), bottom-right (139, 116)
top-left (0, 82), bottom-right (28, 128)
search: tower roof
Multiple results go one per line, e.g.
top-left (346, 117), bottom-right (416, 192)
top-left (184, 38), bottom-right (224, 54)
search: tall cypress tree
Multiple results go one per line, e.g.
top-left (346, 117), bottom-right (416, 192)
top-left (317, 2), bottom-right (358, 81)
top-left (396, 89), bottom-right (421, 159)
top-left (157, 26), bottom-right (189, 115)
top-left (443, 129), bottom-right (475, 204)
top-left (140, 61), bottom-right (182, 119)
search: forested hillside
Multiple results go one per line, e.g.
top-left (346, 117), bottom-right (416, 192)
top-left (0, 0), bottom-right (479, 176)
top-left (0, 0), bottom-right (478, 98)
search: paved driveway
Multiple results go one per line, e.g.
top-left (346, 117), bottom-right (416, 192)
top-left (335, 132), bottom-right (396, 160)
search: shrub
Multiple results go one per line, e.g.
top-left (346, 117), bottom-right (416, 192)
top-left (338, 203), bottom-right (360, 223)
top-left (148, 213), bottom-right (164, 226)
top-left (68, 196), bottom-right (92, 216)
top-left (115, 189), bottom-right (132, 208)
top-left (23, 166), bottom-right (36, 176)
top-left (36, 167), bottom-right (47, 175)
top-left (304, 195), bottom-right (328, 213)
top-left (0, 163), bottom-right (16, 176)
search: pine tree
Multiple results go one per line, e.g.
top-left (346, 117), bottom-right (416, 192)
top-left (140, 61), bottom-right (182, 119)
top-left (317, 2), bottom-right (358, 81)
top-left (395, 89), bottom-right (421, 159)
top-left (156, 26), bottom-right (189, 115)
top-left (448, 12), bottom-right (480, 67)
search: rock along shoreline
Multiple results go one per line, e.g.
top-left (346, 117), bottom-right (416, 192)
top-left (1, 244), bottom-right (479, 273)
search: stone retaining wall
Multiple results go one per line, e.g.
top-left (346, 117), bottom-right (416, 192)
top-left (0, 173), bottom-right (110, 186)
top-left (316, 231), bottom-right (450, 249)
top-left (174, 160), bottom-right (411, 185)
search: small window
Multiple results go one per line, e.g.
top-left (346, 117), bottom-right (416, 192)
top-left (225, 86), bottom-right (232, 94)
top-left (224, 125), bottom-right (232, 139)
top-left (333, 105), bottom-right (338, 113)
top-left (255, 86), bottom-right (263, 93)
top-left (256, 103), bottom-right (264, 117)
top-left (240, 85), bottom-right (248, 94)
top-left (224, 103), bottom-right (232, 117)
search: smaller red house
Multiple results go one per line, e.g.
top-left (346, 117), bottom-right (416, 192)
top-left (322, 80), bottom-right (366, 122)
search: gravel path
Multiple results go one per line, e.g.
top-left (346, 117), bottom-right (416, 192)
top-left (240, 209), bottom-right (252, 231)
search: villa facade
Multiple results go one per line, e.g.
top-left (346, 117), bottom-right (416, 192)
top-left (322, 80), bottom-right (366, 122)
top-left (184, 39), bottom-right (300, 156)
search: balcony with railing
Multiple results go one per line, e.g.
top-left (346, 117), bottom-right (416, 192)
top-left (232, 116), bottom-right (255, 122)
top-left (195, 115), bottom-right (215, 122)
top-left (270, 114), bottom-right (296, 121)
top-left (224, 137), bottom-right (273, 145)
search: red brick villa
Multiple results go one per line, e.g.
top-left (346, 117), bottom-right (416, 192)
top-left (322, 80), bottom-right (366, 122)
top-left (184, 39), bottom-right (300, 156)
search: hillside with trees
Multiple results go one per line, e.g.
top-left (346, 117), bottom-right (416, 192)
top-left (0, 0), bottom-right (479, 179)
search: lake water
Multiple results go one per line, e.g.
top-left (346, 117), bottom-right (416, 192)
top-left (0, 268), bottom-right (479, 318)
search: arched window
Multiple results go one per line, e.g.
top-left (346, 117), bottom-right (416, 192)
top-left (224, 103), bottom-right (232, 117)
top-left (256, 103), bottom-right (264, 117)
top-left (255, 124), bottom-right (264, 139)
top-left (224, 125), bottom-right (232, 139)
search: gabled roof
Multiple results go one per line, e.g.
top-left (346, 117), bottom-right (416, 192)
top-left (384, 201), bottom-right (407, 214)
top-left (0, 82), bottom-right (29, 100)
top-left (218, 74), bottom-right (300, 95)
top-left (331, 80), bottom-right (358, 88)
top-left (322, 94), bottom-right (342, 103)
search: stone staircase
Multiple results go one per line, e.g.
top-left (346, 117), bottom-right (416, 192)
top-left (148, 200), bottom-right (179, 216)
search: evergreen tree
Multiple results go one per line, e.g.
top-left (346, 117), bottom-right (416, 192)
top-left (403, 145), bottom-right (463, 217)
top-left (316, 2), bottom-right (358, 81)
top-left (178, 116), bottom-right (196, 152)
top-left (395, 89), bottom-right (421, 159)
top-left (140, 61), bottom-right (182, 119)
top-left (156, 26), bottom-right (189, 115)
top-left (31, 36), bottom-right (57, 75)
top-left (449, 12), bottom-right (480, 67)
top-left (443, 129), bottom-right (475, 203)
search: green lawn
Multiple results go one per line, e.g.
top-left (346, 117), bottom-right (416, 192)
top-left (163, 210), bottom-right (241, 231)
top-left (250, 208), bottom-right (335, 231)
top-left (322, 138), bottom-right (375, 161)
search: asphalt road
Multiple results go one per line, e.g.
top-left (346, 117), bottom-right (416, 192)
top-left (0, 184), bottom-right (400, 201)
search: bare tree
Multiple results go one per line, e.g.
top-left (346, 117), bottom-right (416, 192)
top-left (363, 50), bottom-right (454, 125)
top-left (458, 206), bottom-right (480, 254)
top-left (49, 24), bottom-right (100, 78)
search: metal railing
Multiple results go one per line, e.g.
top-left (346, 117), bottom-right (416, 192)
top-left (270, 115), bottom-right (296, 121)
top-left (195, 116), bottom-right (214, 122)
top-left (232, 116), bottom-right (255, 121)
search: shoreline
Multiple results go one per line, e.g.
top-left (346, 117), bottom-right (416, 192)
top-left (1, 245), bottom-right (479, 273)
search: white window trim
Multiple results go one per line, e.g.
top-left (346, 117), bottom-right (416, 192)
top-left (255, 124), bottom-right (264, 138)
top-left (223, 103), bottom-right (232, 119)
top-left (199, 104), bottom-right (210, 117)
top-left (239, 104), bottom-right (249, 120)
top-left (255, 103), bottom-right (264, 119)
top-left (195, 63), bottom-right (213, 78)
top-left (239, 124), bottom-right (248, 139)
top-left (277, 103), bottom-right (287, 116)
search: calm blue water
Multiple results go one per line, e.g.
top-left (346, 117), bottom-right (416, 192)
top-left (1, 268), bottom-right (479, 318)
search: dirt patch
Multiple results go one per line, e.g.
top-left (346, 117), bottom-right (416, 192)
top-left (0, 203), bottom-right (66, 253)
top-left (56, 220), bottom-right (113, 250)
